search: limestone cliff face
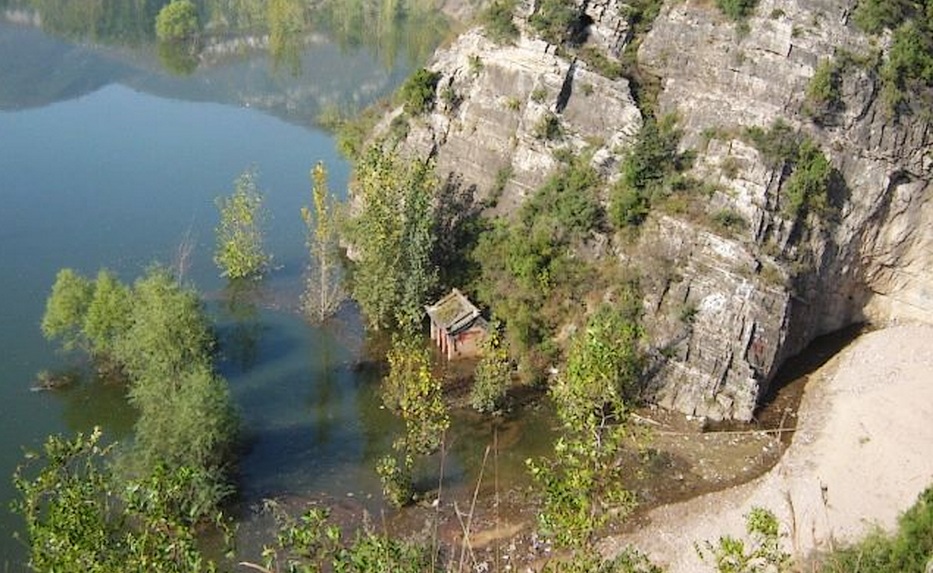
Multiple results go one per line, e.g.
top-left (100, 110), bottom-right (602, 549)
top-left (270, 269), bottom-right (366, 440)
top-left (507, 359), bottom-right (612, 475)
top-left (383, 0), bottom-right (932, 420)
top-left (639, 0), bottom-right (932, 418)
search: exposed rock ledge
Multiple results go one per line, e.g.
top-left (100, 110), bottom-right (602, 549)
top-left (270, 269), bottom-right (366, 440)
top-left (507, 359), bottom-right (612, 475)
top-left (387, 0), bottom-right (932, 421)
top-left (601, 324), bottom-right (933, 571)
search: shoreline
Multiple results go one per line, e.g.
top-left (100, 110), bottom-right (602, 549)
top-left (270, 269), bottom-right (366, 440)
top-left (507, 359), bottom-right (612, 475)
top-left (601, 324), bottom-right (933, 571)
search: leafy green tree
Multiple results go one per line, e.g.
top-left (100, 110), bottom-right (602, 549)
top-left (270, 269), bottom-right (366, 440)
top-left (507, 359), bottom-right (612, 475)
top-left (12, 428), bottom-right (220, 572)
top-left (347, 145), bottom-right (438, 333)
top-left (301, 161), bottom-right (345, 323)
top-left (41, 269), bottom-right (94, 352)
top-left (112, 267), bottom-right (214, 386)
top-left (529, 294), bottom-right (644, 547)
top-left (128, 363), bottom-right (237, 507)
top-left (155, 0), bottom-right (199, 43)
top-left (377, 335), bottom-right (449, 506)
top-left (783, 139), bottom-right (832, 220)
top-left (83, 269), bottom-right (132, 360)
top-left (470, 322), bottom-right (511, 414)
top-left (214, 167), bottom-right (272, 280)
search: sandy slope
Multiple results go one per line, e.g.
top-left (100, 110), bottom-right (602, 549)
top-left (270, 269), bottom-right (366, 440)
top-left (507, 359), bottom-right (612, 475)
top-left (602, 324), bottom-right (933, 571)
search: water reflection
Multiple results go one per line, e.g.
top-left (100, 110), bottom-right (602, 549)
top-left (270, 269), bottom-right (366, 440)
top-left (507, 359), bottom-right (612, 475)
top-left (1, 0), bottom-right (448, 124)
top-left (220, 279), bottom-right (265, 372)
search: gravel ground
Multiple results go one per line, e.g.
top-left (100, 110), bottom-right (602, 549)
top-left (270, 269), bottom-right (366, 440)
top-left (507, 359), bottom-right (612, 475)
top-left (600, 324), bottom-right (933, 571)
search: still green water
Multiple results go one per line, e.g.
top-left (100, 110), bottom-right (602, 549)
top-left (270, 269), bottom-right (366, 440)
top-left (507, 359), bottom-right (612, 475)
top-left (0, 3), bottom-right (556, 569)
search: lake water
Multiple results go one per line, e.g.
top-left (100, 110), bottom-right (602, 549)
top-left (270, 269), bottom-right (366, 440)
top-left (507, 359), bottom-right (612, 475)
top-left (0, 9), bottom-right (418, 568)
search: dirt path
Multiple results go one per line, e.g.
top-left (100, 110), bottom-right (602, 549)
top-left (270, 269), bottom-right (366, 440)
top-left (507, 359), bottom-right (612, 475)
top-left (601, 324), bottom-right (933, 571)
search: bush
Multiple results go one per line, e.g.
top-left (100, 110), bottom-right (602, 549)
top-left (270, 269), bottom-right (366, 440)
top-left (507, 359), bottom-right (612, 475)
top-left (716, 0), bottom-right (759, 20)
top-left (820, 485), bottom-right (933, 572)
top-left (805, 58), bottom-right (842, 119)
top-left (698, 507), bottom-right (791, 572)
top-left (480, 0), bottom-right (519, 44)
top-left (783, 139), bottom-right (832, 220)
top-left (529, 0), bottom-right (586, 45)
top-left (534, 112), bottom-right (564, 141)
top-left (399, 68), bottom-right (441, 115)
top-left (609, 115), bottom-right (685, 229)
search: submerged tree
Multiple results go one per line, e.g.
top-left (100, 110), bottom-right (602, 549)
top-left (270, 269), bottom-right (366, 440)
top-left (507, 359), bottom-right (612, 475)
top-left (377, 335), bottom-right (448, 507)
top-left (214, 168), bottom-right (272, 280)
top-left (346, 145), bottom-right (438, 333)
top-left (301, 161), bottom-right (345, 322)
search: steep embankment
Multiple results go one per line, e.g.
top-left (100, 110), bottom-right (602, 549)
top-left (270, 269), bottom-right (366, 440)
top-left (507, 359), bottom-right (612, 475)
top-left (379, 0), bottom-right (932, 422)
top-left (601, 324), bottom-right (933, 571)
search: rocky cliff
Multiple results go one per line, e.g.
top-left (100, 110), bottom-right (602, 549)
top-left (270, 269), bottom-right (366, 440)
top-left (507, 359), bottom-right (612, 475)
top-left (381, 0), bottom-right (932, 420)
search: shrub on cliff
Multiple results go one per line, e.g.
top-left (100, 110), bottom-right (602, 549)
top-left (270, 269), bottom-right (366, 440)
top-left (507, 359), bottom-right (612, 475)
top-left (399, 68), bottom-right (441, 115)
top-left (481, 0), bottom-right (519, 44)
top-left (716, 0), bottom-right (759, 20)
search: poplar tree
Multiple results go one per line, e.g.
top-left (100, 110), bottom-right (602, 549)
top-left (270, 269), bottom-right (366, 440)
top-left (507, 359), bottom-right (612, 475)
top-left (301, 162), bottom-right (345, 322)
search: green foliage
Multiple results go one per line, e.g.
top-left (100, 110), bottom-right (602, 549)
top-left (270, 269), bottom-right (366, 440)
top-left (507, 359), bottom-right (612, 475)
top-left (474, 157), bottom-right (604, 380)
top-left (41, 269), bottom-right (95, 352)
top-left (783, 139), bottom-right (832, 220)
top-left (715, 0), bottom-right (759, 20)
top-left (301, 161), bottom-right (346, 323)
top-left (214, 167), bottom-right (272, 280)
top-left (257, 503), bottom-right (431, 572)
top-left (610, 115), bottom-right (685, 229)
top-left (399, 68), bottom-right (442, 115)
top-left (155, 0), bottom-right (199, 43)
top-left (529, 296), bottom-right (644, 547)
top-left (346, 145), bottom-right (438, 333)
top-left (534, 112), bottom-right (564, 141)
top-left (805, 58), bottom-right (842, 119)
top-left (112, 267), bottom-right (214, 385)
top-left (378, 335), bottom-right (448, 506)
top-left (39, 266), bottom-right (237, 520)
top-left (881, 19), bottom-right (933, 114)
top-left (541, 547), bottom-right (663, 572)
top-left (743, 121), bottom-right (836, 222)
top-left (711, 209), bottom-right (749, 235)
top-left (522, 156), bottom-right (602, 238)
top-left (698, 507), bottom-right (791, 573)
top-left (480, 0), bottom-right (519, 44)
top-left (743, 119), bottom-right (799, 168)
top-left (12, 428), bottom-right (221, 572)
top-left (820, 484), bottom-right (933, 573)
top-left (529, 0), bottom-right (583, 45)
top-left (852, 0), bottom-right (933, 115)
top-left (853, 0), bottom-right (920, 34)
top-left (470, 322), bottom-right (511, 413)
top-left (382, 335), bottom-right (449, 457)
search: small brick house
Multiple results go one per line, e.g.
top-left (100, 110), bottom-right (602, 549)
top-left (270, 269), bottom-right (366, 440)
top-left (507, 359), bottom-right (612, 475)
top-left (425, 289), bottom-right (488, 360)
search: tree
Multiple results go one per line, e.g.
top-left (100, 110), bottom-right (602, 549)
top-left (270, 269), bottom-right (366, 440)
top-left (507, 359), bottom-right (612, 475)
top-left (301, 162), bottom-right (345, 322)
top-left (346, 145), bottom-right (438, 333)
top-left (12, 428), bottom-right (220, 572)
top-left (399, 68), bottom-right (441, 115)
top-left (112, 267), bottom-right (214, 386)
top-left (41, 269), bottom-right (94, 352)
top-left (214, 168), bottom-right (272, 280)
top-left (529, 293), bottom-right (644, 547)
top-left (155, 0), bottom-right (199, 43)
top-left (470, 322), bottom-right (511, 413)
top-left (377, 335), bottom-right (448, 506)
